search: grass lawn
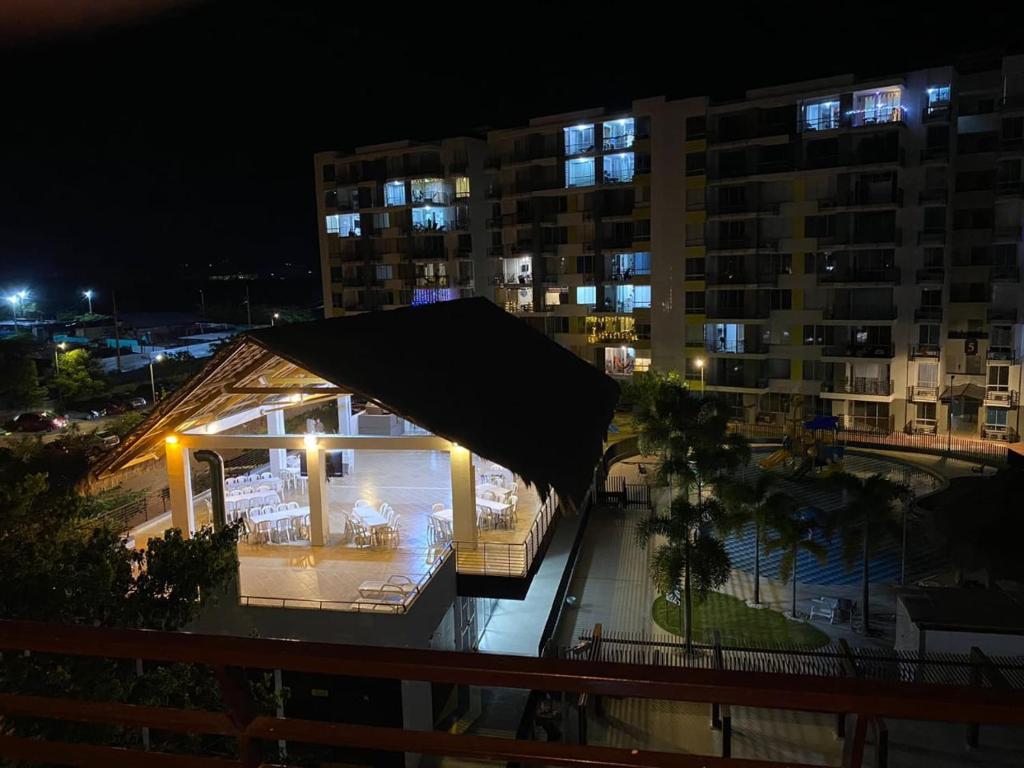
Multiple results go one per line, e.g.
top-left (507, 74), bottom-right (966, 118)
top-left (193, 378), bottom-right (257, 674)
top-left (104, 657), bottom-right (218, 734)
top-left (652, 592), bottom-right (830, 649)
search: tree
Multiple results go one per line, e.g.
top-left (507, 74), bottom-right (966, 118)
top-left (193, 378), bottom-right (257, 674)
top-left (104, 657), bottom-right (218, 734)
top-left (823, 472), bottom-right (911, 634)
top-left (636, 494), bottom-right (732, 648)
top-left (763, 504), bottom-right (828, 617)
top-left (54, 347), bottom-right (107, 403)
top-left (717, 473), bottom-right (792, 605)
top-left (0, 460), bottom-right (245, 752)
top-left (0, 336), bottom-right (46, 408)
top-left (627, 372), bottom-right (749, 648)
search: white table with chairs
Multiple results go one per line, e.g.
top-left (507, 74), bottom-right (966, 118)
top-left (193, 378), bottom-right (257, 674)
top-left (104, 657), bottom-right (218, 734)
top-left (349, 501), bottom-right (401, 548)
top-left (245, 502), bottom-right (310, 545)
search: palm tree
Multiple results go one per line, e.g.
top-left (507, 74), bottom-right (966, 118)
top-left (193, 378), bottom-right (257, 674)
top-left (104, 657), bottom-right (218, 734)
top-left (763, 505), bottom-right (827, 618)
top-left (823, 472), bottom-right (911, 634)
top-left (716, 473), bottom-right (793, 605)
top-left (636, 494), bottom-right (732, 649)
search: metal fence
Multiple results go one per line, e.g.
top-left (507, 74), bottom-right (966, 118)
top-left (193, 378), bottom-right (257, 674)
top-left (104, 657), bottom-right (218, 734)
top-left (88, 487), bottom-right (170, 533)
top-left (727, 420), bottom-right (1011, 465)
top-left (568, 628), bottom-right (1024, 689)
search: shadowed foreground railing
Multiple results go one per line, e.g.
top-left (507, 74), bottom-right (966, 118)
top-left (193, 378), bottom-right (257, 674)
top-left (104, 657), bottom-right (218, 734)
top-left (0, 620), bottom-right (1023, 767)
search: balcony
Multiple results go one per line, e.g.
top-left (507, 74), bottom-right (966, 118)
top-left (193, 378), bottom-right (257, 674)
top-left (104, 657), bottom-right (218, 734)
top-left (988, 346), bottom-right (1017, 362)
top-left (984, 388), bottom-right (1019, 408)
top-left (987, 308), bottom-right (1019, 324)
top-left (822, 342), bottom-right (895, 358)
top-left (923, 104), bottom-right (951, 123)
top-left (707, 374), bottom-right (770, 391)
top-left (817, 267), bottom-right (900, 285)
top-left (991, 265), bottom-right (1021, 282)
top-left (824, 378), bottom-right (894, 396)
top-left (917, 229), bottom-right (946, 245)
top-left (820, 188), bottom-right (903, 210)
top-left (915, 267), bottom-right (945, 284)
top-left (995, 181), bottom-right (1024, 198)
top-left (982, 424), bottom-right (1020, 441)
top-left (705, 339), bottom-right (768, 355)
top-left (705, 302), bottom-right (770, 320)
top-left (994, 226), bottom-right (1023, 242)
top-left (919, 146), bottom-right (949, 163)
top-left (918, 187), bottom-right (948, 204)
top-left (910, 343), bottom-right (941, 359)
top-left (823, 304), bottom-right (897, 321)
top-left (914, 306), bottom-right (943, 322)
top-left (908, 385), bottom-right (939, 402)
top-left (705, 268), bottom-right (779, 287)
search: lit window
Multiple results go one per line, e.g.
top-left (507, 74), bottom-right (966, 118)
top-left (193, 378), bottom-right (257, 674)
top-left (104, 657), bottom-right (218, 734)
top-left (455, 176), bottom-right (471, 198)
top-left (385, 181), bottom-right (406, 206)
top-left (602, 153), bottom-right (634, 184)
top-left (576, 286), bottom-right (597, 305)
top-left (633, 285), bottom-right (651, 308)
top-left (326, 213), bottom-right (360, 236)
top-left (926, 85), bottom-right (951, 114)
top-left (412, 207), bottom-right (448, 231)
top-left (602, 118), bottom-right (635, 151)
top-left (851, 87), bottom-right (904, 126)
top-left (411, 178), bottom-right (449, 204)
top-left (563, 124), bottom-right (595, 155)
top-left (565, 158), bottom-right (595, 188)
top-left (634, 356), bottom-right (651, 373)
top-left (802, 98), bottom-right (840, 131)
top-left (604, 347), bottom-right (636, 376)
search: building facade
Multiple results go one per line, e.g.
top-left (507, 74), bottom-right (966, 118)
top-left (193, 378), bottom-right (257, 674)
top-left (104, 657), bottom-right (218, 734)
top-left (315, 55), bottom-right (1024, 442)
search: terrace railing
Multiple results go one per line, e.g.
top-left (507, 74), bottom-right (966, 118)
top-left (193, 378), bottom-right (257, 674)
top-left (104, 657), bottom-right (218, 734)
top-left (238, 544), bottom-right (452, 614)
top-left (453, 492), bottom-right (558, 578)
top-left (0, 619), bottom-right (1021, 768)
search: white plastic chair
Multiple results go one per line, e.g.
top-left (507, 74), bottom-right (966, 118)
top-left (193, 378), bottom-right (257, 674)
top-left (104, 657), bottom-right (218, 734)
top-left (432, 503), bottom-right (445, 513)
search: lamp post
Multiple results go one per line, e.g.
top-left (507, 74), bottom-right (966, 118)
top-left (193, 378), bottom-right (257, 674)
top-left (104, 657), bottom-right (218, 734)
top-left (149, 353), bottom-right (165, 404)
top-left (271, 312), bottom-right (280, 326)
top-left (83, 290), bottom-right (94, 315)
top-left (6, 289), bottom-right (28, 330)
top-left (696, 357), bottom-right (705, 398)
top-left (54, 342), bottom-right (67, 407)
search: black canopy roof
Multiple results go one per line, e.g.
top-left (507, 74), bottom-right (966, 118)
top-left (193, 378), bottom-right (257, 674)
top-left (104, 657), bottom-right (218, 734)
top-left (238, 298), bottom-right (619, 502)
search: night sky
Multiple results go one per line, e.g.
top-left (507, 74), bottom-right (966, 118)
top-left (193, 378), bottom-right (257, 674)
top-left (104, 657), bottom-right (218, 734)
top-left (1, 0), bottom-right (1022, 312)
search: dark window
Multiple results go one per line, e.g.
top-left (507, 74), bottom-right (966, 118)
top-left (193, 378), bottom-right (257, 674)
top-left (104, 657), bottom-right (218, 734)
top-left (332, 292), bottom-right (344, 308)
top-left (685, 291), bottom-right (706, 314)
top-left (322, 164), bottom-right (336, 183)
top-left (768, 289), bottom-right (792, 310)
top-left (805, 215), bottom-right (832, 238)
top-left (576, 254), bottom-right (595, 274)
top-left (924, 206), bottom-right (947, 231)
top-left (686, 152), bottom-right (706, 176)
top-left (923, 247), bottom-right (944, 267)
top-left (949, 283), bottom-right (987, 302)
top-left (686, 115), bottom-right (706, 139)
top-left (685, 257), bottom-right (705, 279)
top-left (926, 126), bottom-right (949, 149)
top-left (330, 267), bottom-right (344, 283)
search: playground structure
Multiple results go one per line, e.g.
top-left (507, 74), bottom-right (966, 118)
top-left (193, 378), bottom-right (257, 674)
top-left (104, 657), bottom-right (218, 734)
top-left (758, 411), bottom-right (845, 479)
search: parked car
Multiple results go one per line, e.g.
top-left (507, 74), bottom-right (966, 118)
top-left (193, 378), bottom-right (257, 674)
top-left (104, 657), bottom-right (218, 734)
top-left (67, 408), bottom-right (103, 421)
top-left (4, 412), bottom-right (68, 432)
top-left (94, 430), bottom-right (120, 448)
top-left (103, 401), bottom-right (128, 415)
top-left (126, 397), bottom-right (148, 409)
top-left (78, 401), bottom-right (109, 418)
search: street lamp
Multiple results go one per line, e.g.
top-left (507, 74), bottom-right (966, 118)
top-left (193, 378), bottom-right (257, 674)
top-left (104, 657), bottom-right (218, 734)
top-left (6, 289), bottom-right (28, 328)
top-left (695, 358), bottom-right (705, 398)
top-left (149, 353), bottom-right (165, 405)
top-left (54, 341), bottom-right (67, 372)
top-left (271, 312), bottom-right (280, 326)
top-left (83, 290), bottom-right (94, 314)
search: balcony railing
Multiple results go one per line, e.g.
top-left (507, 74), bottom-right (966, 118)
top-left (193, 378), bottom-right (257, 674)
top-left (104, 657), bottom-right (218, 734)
top-left (705, 268), bottom-right (779, 286)
top-left (705, 339), bottom-right (767, 354)
top-left (706, 303), bottom-right (770, 320)
top-left (823, 304), bottom-right (897, 321)
top-left (995, 181), bottom-right (1024, 197)
top-left (914, 306), bottom-right (943, 322)
top-left (918, 187), bottom-right (948, 204)
top-left (824, 378), bottom-right (894, 395)
top-left (919, 146), bottom-right (949, 162)
top-left (707, 375), bottom-right (770, 390)
top-left (822, 342), bottom-right (895, 358)
top-left (917, 229), bottom-right (946, 245)
top-left (991, 265), bottom-right (1021, 282)
top-left (818, 267), bottom-right (900, 284)
top-left (984, 389), bottom-right (1020, 408)
top-left (908, 384), bottom-right (939, 402)
top-left (911, 343), bottom-right (941, 359)
top-left (988, 346), bottom-right (1017, 362)
top-left (988, 308), bottom-right (1019, 324)
top-left (915, 267), bottom-right (945, 284)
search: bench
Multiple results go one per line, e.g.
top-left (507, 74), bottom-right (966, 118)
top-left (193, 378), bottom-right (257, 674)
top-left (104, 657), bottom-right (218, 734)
top-left (809, 596), bottom-right (852, 624)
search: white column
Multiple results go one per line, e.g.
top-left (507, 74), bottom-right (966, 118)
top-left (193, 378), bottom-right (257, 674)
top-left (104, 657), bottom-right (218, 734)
top-left (266, 409), bottom-right (286, 475)
top-left (306, 440), bottom-right (329, 546)
top-left (166, 439), bottom-right (195, 538)
top-left (336, 395), bottom-right (354, 471)
top-left (449, 444), bottom-right (477, 545)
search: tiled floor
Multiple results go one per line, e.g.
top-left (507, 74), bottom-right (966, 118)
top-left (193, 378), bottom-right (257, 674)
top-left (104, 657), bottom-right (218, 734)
top-left (235, 449), bottom-right (544, 604)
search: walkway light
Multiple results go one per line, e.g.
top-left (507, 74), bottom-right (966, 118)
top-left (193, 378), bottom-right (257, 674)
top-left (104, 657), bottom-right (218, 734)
top-left (165, 435), bottom-right (179, 445)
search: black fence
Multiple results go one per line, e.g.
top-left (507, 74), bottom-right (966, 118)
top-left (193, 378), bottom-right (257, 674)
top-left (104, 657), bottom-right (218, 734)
top-left (88, 487), bottom-right (170, 534)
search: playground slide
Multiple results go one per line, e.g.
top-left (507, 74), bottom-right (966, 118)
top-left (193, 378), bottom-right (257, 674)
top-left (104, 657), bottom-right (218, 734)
top-left (790, 457), bottom-right (813, 479)
top-left (758, 449), bottom-right (790, 470)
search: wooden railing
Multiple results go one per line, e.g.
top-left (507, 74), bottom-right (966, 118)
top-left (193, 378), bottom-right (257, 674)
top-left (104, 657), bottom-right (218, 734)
top-left (0, 619), bottom-right (1022, 768)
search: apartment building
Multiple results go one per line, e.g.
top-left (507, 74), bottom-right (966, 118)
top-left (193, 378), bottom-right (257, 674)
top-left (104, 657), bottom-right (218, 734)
top-left (696, 56), bottom-right (1024, 442)
top-left (315, 55), bottom-right (1024, 443)
top-left (315, 138), bottom-right (490, 315)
